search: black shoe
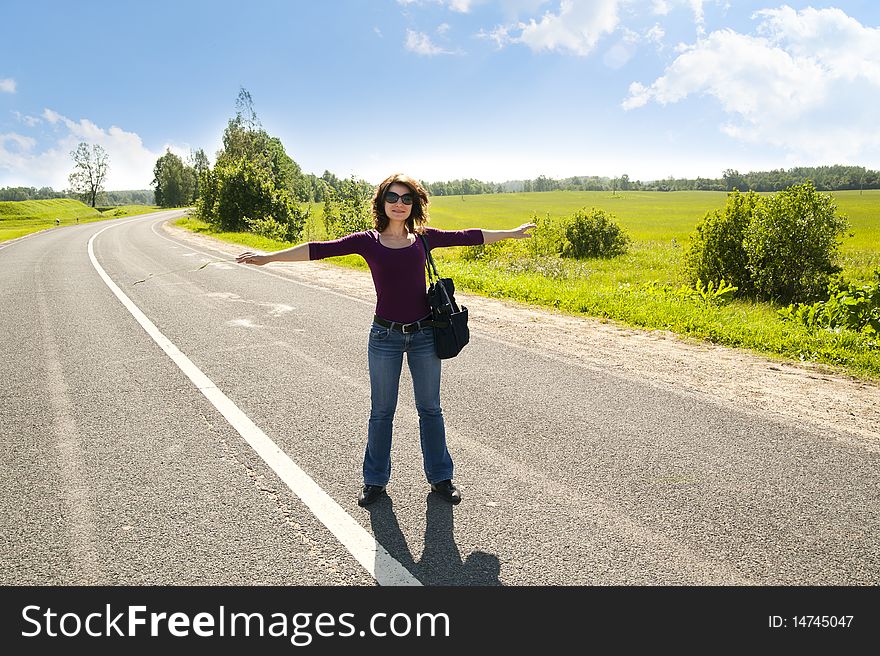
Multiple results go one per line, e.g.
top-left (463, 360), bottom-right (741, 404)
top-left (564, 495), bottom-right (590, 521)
top-left (430, 480), bottom-right (462, 504)
top-left (358, 484), bottom-right (385, 507)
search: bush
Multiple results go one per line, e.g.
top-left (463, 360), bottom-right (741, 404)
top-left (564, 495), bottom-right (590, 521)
top-left (560, 207), bottom-right (630, 259)
top-left (528, 211), bottom-right (567, 257)
top-left (683, 183), bottom-right (848, 304)
top-left (459, 208), bottom-right (629, 263)
top-left (244, 215), bottom-right (291, 242)
top-left (778, 270), bottom-right (880, 336)
top-left (683, 190), bottom-right (757, 295)
top-left (744, 182), bottom-right (848, 303)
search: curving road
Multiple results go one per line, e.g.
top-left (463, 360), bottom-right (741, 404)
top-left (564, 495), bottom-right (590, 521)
top-left (1, 211), bottom-right (878, 586)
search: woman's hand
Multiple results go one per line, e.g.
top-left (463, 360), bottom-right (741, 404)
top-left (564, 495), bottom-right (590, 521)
top-left (236, 251), bottom-right (271, 266)
top-left (511, 223), bottom-right (536, 239)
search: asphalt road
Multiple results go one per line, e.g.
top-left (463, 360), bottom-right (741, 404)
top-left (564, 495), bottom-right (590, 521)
top-left (2, 211), bottom-right (878, 586)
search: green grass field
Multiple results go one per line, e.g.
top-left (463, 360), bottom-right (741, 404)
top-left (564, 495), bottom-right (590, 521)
top-left (0, 199), bottom-right (165, 242)
top-left (429, 189), bottom-right (879, 281)
top-left (182, 189), bottom-right (879, 380)
top-left (292, 189), bottom-right (879, 284)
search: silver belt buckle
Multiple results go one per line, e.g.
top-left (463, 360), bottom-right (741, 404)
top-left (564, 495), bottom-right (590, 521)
top-left (402, 321), bottom-right (418, 334)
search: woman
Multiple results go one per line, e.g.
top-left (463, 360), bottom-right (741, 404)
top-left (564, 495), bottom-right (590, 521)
top-left (236, 173), bottom-right (534, 507)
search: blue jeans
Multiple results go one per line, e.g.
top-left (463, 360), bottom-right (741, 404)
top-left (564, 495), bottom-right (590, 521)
top-left (364, 320), bottom-right (454, 487)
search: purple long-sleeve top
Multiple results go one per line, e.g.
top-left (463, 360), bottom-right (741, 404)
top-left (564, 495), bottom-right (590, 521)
top-left (308, 226), bottom-right (484, 323)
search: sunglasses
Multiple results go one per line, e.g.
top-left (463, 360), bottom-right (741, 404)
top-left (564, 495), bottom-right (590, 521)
top-left (384, 191), bottom-right (414, 205)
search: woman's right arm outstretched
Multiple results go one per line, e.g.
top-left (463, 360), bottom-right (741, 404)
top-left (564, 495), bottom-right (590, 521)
top-left (237, 231), bottom-right (369, 266)
top-left (236, 242), bottom-right (310, 266)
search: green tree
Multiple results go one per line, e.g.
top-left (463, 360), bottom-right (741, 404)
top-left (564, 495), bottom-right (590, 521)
top-left (216, 88), bottom-right (309, 201)
top-left (196, 88), bottom-right (309, 241)
top-left (68, 142), bottom-right (109, 207)
top-left (190, 148), bottom-right (210, 200)
top-left (722, 169), bottom-right (749, 192)
top-left (212, 157), bottom-right (306, 239)
top-left (152, 150), bottom-right (195, 207)
top-left (322, 175), bottom-right (372, 239)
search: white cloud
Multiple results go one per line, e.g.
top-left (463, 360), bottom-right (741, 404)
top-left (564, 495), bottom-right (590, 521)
top-left (437, 22), bottom-right (451, 35)
top-left (516, 0), bottom-right (621, 56)
top-left (622, 81), bottom-right (651, 110)
top-left (645, 23), bottom-right (665, 47)
top-left (0, 133), bottom-right (36, 153)
top-left (396, 0), bottom-right (477, 11)
top-left (447, 0), bottom-right (473, 12)
top-left (689, 0), bottom-right (705, 35)
top-left (0, 109), bottom-right (184, 189)
top-left (477, 24), bottom-right (513, 49)
top-left (624, 30), bottom-right (826, 113)
top-left (652, 0), bottom-right (670, 15)
top-left (0, 78), bottom-right (16, 93)
top-left (755, 5), bottom-right (880, 85)
top-left (622, 7), bottom-right (880, 163)
top-left (405, 29), bottom-right (458, 55)
top-left (43, 108), bottom-right (64, 124)
top-left (12, 111), bottom-right (42, 127)
top-left (650, 0), bottom-right (709, 36)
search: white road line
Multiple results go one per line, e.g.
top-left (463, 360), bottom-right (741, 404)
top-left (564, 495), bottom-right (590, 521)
top-left (88, 219), bottom-right (420, 587)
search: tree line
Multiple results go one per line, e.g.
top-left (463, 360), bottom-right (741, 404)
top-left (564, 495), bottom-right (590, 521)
top-left (449, 165), bottom-right (880, 195)
top-left (0, 185), bottom-right (154, 205)
top-left (152, 162), bottom-right (880, 201)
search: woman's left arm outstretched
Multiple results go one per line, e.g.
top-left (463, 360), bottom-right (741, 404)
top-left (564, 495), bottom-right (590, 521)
top-left (480, 223), bottom-right (536, 244)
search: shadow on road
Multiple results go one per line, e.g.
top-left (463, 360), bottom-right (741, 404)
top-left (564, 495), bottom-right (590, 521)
top-left (366, 493), bottom-right (502, 586)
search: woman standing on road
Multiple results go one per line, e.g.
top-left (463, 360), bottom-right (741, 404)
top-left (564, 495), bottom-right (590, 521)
top-left (236, 173), bottom-right (534, 507)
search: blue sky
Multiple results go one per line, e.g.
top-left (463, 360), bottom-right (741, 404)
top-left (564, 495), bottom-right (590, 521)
top-left (2, 0), bottom-right (879, 189)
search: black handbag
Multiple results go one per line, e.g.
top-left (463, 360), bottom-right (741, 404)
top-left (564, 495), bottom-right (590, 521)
top-left (419, 233), bottom-right (470, 359)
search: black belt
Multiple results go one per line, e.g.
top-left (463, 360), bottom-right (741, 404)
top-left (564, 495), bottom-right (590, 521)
top-left (374, 315), bottom-right (441, 334)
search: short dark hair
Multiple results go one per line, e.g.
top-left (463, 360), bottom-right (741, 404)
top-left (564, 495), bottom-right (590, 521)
top-left (372, 173), bottom-right (430, 233)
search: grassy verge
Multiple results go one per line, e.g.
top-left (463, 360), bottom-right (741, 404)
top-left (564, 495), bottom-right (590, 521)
top-left (439, 256), bottom-right (880, 379)
top-left (0, 199), bottom-right (168, 242)
top-left (175, 192), bottom-right (880, 381)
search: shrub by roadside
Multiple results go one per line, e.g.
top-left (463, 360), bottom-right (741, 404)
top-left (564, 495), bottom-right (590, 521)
top-left (779, 270), bottom-right (880, 337)
top-left (461, 206), bottom-right (630, 263)
top-left (683, 182), bottom-right (849, 304)
top-left (561, 207), bottom-right (631, 259)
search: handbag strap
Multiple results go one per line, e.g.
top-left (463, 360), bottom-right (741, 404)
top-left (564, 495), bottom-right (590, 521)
top-left (418, 233), bottom-right (440, 282)
top-left (418, 232), bottom-right (459, 311)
